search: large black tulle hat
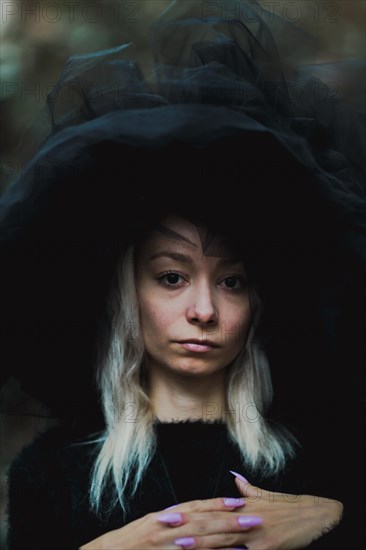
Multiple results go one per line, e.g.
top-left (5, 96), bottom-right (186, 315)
top-left (0, 0), bottom-right (365, 429)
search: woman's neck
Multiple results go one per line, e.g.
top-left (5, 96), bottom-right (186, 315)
top-left (147, 363), bottom-right (227, 422)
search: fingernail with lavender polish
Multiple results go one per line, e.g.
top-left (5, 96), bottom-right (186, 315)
top-left (165, 504), bottom-right (180, 510)
top-left (174, 536), bottom-right (195, 548)
top-left (229, 470), bottom-right (249, 484)
top-left (238, 515), bottom-right (263, 528)
top-left (157, 512), bottom-right (183, 524)
top-left (223, 497), bottom-right (245, 507)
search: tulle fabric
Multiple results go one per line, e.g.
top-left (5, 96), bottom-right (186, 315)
top-left (13, 0), bottom-right (365, 256)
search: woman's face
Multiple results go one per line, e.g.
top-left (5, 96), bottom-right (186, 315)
top-left (135, 215), bottom-right (252, 377)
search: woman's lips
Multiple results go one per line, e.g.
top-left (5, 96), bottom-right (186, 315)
top-left (177, 341), bottom-right (219, 352)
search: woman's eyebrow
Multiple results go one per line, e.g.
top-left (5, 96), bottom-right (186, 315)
top-left (149, 251), bottom-right (193, 264)
top-left (154, 224), bottom-right (198, 247)
top-left (149, 253), bottom-right (244, 269)
top-left (218, 257), bottom-right (244, 266)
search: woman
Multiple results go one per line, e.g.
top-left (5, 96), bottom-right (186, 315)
top-left (6, 209), bottom-right (344, 549)
top-left (3, 1), bottom-right (365, 548)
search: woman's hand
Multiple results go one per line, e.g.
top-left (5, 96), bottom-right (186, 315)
top-left (226, 472), bottom-right (344, 549)
top-left (149, 474), bottom-right (343, 550)
top-left (80, 475), bottom-right (343, 550)
top-left (79, 496), bottom-right (259, 549)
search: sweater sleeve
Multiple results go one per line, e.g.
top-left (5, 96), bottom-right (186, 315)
top-left (6, 432), bottom-right (76, 550)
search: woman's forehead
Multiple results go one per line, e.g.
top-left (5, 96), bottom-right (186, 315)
top-left (142, 215), bottom-right (238, 259)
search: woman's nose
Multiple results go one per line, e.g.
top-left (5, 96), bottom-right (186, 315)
top-left (187, 284), bottom-right (218, 326)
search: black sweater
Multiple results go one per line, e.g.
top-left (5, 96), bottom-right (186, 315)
top-left (5, 420), bottom-right (355, 549)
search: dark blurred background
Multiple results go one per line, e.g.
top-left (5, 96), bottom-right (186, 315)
top-left (1, 0), bottom-right (365, 189)
top-left (0, 1), bottom-right (365, 548)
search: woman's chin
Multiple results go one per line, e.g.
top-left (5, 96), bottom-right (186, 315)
top-left (169, 360), bottom-right (225, 378)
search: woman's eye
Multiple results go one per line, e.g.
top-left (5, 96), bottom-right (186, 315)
top-left (157, 272), bottom-right (185, 287)
top-left (221, 276), bottom-right (246, 290)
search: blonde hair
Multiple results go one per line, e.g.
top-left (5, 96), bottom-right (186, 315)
top-left (88, 245), bottom-right (297, 518)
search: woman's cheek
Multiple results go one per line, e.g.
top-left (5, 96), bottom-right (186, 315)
top-left (143, 301), bottom-right (172, 334)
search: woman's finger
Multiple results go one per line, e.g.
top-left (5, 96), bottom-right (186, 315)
top-left (155, 511), bottom-right (262, 549)
top-left (172, 523), bottom-right (259, 550)
top-left (164, 496), bottom-right (246, 514)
